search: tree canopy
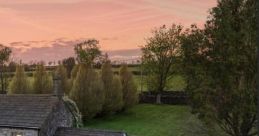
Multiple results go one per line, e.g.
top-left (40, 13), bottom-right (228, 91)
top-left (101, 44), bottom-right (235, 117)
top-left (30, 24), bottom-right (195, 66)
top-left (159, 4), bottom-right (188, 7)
top-left (74, 39), bottom-right (102, 65)
top-left (62, 57), bottom-right (76, 78)
top-left (0, 44), bottom-right (11, 65)
top-left (141, 24), bottom-right (182, 92)
top-left (181, 0), bottom-right (256, 135)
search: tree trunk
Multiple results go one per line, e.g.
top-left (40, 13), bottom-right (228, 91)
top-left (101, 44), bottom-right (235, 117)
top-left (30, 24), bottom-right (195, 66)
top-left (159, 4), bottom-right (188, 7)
top-left (156, 93), bottom-right (161, 104)
top-left (156, 76), bottom-right (165, 104)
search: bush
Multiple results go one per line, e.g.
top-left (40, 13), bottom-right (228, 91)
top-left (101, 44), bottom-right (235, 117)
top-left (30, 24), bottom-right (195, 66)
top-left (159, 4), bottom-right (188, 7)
top-left (70, 64), bottom-right (104, 121)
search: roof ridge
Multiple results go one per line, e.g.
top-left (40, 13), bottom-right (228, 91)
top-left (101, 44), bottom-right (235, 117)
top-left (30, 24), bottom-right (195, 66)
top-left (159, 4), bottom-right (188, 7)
top-left (0, 94), bottom-right (56, 97)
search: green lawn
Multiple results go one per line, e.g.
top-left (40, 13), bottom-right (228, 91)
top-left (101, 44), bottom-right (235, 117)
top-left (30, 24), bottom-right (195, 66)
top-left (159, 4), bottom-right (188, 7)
top-left (85, 104), bottom-right (215, 136)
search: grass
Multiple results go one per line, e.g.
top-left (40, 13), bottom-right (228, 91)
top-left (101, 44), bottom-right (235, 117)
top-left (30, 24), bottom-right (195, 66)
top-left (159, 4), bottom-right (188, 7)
top-left (85, 104), bottom-right (212, 136)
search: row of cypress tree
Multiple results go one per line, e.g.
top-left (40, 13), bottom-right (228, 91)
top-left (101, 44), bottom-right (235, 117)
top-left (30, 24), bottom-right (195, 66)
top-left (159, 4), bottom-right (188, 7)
top-left (9, 60), bottom-right (138, 121)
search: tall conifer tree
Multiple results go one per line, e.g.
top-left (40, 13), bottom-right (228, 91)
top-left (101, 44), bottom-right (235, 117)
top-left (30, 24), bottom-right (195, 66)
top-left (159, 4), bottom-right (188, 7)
top-left (101, 57), bottom-right (123, 114)
top-left (70, 64), bottom-right (104, 121)
top-left (9, 65), bottom-right (30, 94)
top-left (32, 64), bottom-right (53, 94)
top-left (119, 64), bottom-right (138, 110)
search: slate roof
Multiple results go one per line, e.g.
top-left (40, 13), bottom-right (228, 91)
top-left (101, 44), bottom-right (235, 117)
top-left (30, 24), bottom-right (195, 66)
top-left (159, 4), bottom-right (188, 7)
top-left (0, 94), bottom-right (59, 129)
top-left (54, 127), bottom-right (127, 136)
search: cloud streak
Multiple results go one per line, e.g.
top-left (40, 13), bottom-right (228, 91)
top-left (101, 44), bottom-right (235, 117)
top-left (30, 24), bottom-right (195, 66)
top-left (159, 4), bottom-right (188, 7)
top-left (0, 0), bottom-right (216, 62)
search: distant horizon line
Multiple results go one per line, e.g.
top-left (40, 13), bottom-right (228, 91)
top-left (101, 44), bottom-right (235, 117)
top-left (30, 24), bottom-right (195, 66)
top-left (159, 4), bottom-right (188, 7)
top-left (10, 48), bottom-right (142, 64)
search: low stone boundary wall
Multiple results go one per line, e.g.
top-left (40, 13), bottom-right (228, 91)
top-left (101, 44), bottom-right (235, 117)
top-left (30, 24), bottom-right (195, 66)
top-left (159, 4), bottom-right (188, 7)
top-left (139, 91), bottom-right (188, 105)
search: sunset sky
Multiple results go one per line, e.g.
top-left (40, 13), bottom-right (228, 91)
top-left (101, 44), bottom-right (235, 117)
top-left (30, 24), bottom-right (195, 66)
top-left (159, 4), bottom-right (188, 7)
top-left (0, 0), bottom-right (216, 63)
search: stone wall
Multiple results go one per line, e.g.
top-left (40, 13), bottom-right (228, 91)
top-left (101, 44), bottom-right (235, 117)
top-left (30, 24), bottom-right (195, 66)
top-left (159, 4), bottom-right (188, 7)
top-left (0, 128), bottom-right (38, 136)
top-left (39, 100), bottom-right (73, 136)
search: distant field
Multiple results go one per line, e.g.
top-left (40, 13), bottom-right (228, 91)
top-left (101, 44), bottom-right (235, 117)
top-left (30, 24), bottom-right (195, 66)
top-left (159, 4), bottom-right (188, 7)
top-left (85, 104), bottom-right (218, 136)
top-left (133, 75), bottom-right (186, 92)
top-left (110, 66), bottom-right (186, 92)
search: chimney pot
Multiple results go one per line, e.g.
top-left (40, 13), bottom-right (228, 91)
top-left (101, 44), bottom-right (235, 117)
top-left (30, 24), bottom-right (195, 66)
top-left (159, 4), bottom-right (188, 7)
top-left (53, 73), bottom-right (63, 99)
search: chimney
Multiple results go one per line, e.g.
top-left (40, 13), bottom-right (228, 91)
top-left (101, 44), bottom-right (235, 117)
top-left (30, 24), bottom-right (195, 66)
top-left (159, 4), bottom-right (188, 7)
top-left (53, 73), bottom-right (63, 99)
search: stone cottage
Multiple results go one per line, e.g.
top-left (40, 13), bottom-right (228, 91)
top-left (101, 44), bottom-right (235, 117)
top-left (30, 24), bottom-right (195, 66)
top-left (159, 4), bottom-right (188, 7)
top-left (0, 78), bottom-right (126, 136)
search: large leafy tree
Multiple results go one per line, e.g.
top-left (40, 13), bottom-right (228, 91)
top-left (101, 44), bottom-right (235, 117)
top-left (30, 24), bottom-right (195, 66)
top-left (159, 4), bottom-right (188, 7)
top-left (0, 44), bottom-right (11, 94)
top-left (181, 0), bottom-right (256, 136)
top-left (141, 24), bottom-right (182, 103)
top-left (74, 39), bottom-right (102, 65)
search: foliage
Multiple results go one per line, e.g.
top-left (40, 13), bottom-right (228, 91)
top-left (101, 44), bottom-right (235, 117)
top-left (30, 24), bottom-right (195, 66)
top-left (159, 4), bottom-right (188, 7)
top-left (141, 24), bottom-right (182, 92)
top-left (74, 39), bottom-right (102, 65)
top-left (70, 64), bottom-right (79, 91)
top-left (0, 44), bottom-right (12, 93)
top-left (32, 64), bottom-right (53, 94)
top-left (71, 65), bottom-right (79, 80)
top-left (63, 96), bottom-right (83, 128)
top-left (181, 25), bottom-right (208, 112)
top-left (55, 65), bottom-right (69, 95)
top-left (62, 57), bottom-right (76, 78)
top-left (8, 61), bottom-right (17, 72)
top-left (181, 0), bottom-right (256, 135)
top-left (119, 64), bottom-right (138, 110)
top-left (0, 44), bottom-right (12, 65)
top-left (101, 59), bottom-right (123, 114)
top-left (9, 65), bottom-right (30, 94)
top-left (70, 64), bottom-right (104, 121)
